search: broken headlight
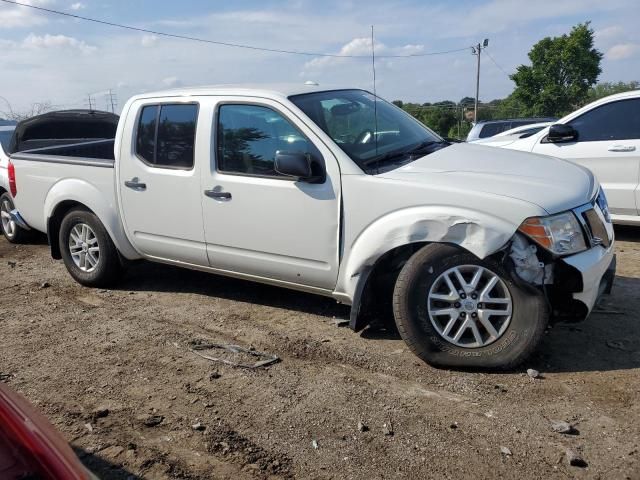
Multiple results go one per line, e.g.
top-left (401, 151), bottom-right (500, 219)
top-left (518, 212), bottom-right (587, 256)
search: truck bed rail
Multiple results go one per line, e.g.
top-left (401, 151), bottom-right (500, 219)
top-left (10, 139), bottom-right (115, 168)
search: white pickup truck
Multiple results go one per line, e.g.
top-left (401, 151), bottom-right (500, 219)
top-left (8, 85), bottom-right (616, 369)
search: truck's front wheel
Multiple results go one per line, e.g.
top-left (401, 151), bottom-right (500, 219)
top-left (59, 208), bottom-right (121, 287)
top-left (393, 244), bottom-right (547, 370)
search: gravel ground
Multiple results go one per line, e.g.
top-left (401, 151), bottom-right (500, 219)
top-left (0, 228), bottom-right (639, 479)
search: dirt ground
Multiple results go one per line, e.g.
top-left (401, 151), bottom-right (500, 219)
top-left (0, 228), bottom-right (639, 480)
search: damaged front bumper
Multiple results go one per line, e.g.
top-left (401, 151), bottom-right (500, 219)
top-left (510, 191), bottom-right (616, 322)
top-left (512, 240), bottom-right (616, 322)
top-left (559, 244), bottom-right (616, 316)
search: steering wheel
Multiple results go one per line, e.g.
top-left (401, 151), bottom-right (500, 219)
top-left (354, 129), bottom-right (375, 144)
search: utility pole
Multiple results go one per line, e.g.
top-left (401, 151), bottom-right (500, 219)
top-left (471, 39), bottom-right (489, 124)
top-left (107, 89), bottom-right (117, 113)
top-left (87, 94), bottom-right (94, 111)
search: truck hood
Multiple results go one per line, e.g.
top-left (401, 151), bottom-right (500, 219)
top-left (377, 143), bottom-right (596, 214)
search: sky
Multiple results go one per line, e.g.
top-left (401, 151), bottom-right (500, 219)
top-left (0, 0), bottom-right (639, 114)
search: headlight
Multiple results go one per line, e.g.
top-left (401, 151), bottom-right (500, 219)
top-left (518, 212), bottom-right (587, 255)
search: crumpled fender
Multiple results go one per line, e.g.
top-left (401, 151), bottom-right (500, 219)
top-left (335, 206), bottom-right (518, 304)
top-left (44, 178), bottom-right (139, 259)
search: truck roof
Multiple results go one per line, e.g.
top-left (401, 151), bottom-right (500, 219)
top-left (128, 83), bottom-right (355, 102)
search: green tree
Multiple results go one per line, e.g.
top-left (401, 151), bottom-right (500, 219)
top-left (490, 94), bottom-right (528, 119)
top-left (420, 108), bottom-right (457, 136)
top-left (459, 96), bottom-right (475, 107)
top-left (587, 81), bottom-right (640, 102)
top-left (392, 100), bottom-right (404, 108)
top-left (511, 23), bottom-right (602, 117)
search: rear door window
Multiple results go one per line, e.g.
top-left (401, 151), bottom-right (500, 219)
top-left (136, 106), bottom-right (158, 164)
top-left (135, 103), bottom-right (198, 169)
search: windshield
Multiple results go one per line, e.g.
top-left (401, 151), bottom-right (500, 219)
top-left (289, 89), bottom-right (447, 173)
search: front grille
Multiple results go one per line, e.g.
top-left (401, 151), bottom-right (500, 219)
top-left (582, 208), bottom-right (611, 248)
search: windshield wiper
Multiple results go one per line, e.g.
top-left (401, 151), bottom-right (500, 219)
top-left (362, 140), bottom-right (447, 167)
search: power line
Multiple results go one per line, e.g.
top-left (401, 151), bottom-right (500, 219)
top-left (484, 50), bottom-right (511, 78)
top-left (0, 0), bottom-right (471, 59)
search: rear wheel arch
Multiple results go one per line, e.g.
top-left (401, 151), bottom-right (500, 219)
top-left (48, 201), bottom-right (94, 259)
top-left (58, 207), bottom-right (122, 287)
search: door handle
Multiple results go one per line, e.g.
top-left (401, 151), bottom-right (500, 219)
top-left (204, 189), bottom-right (232, 200)
top-left (608, 145), bottom-right (636, 152)
top-left (124, 178), bottom-right (147, 190)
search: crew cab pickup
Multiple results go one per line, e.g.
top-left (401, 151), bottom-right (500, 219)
top-left (8, 85), bottom-right (616, 369)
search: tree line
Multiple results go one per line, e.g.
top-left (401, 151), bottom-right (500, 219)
top-left (394, 23), bottom-right (639, 139)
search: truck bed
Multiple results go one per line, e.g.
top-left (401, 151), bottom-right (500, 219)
top-left (9, 139), bottom-right (117, 234)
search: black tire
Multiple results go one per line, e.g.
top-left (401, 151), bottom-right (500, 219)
top-left (393, 243), bottom-right (548, 370)
top-left (0, 193), bottom-right (30, 243)
top-left (59, 208), bottom-right (121, 287)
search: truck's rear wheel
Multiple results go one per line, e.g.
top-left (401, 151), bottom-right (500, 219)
top-left (1, 193), bottom-right (29, 244)
top-left (59, 208), bottom-right (121, 287)
top-left (393, 244), bottom-right (547, 370)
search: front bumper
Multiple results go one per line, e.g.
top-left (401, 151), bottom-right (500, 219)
top-left (551, 189), bottom-right (616, 319)
top-left (561, 244), bottom-right (615, 313)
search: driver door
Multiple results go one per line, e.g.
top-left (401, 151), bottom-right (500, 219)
top-left (200, 97), bottom-right (341, 290)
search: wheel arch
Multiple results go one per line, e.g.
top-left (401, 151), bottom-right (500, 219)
top-left (339, 207), bottom-right (518, 331)
top-left (44, 180), bottom-right (138, 260)
top-left (47, 200), bottom-right (90, 259)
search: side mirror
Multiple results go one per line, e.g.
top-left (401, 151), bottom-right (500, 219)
top-left (275, 151), bottom-right (314, 180)
top-left (546, 124), bottom-right (578, 143)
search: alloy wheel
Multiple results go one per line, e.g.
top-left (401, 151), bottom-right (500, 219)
top-left (427, 265), bottom-right (512, 348)
top-left (68, 223), bottom-right (100, 272)
top-left (0, 198), bottom-right (16, 239)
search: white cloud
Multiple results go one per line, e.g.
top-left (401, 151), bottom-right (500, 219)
top-left (606, 43), bottom-right (640, 61)
top-left (70, 2), bottom-right (86, 10)
top-left (141, 34), bottom-right (158, 47)
top-left (0, 0), bottom-right (52, 28)
top-left (304, 37), bottom-right (424, 70)
top-left (596, 25), bottom-right (624, 41)
top-left (161, 76), bottom-right (182, 88)
top-left (435, 0), bottom-right (635, 37)
top-left (23, 33), bottom-right (97, 54)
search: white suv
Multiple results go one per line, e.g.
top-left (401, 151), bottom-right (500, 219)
top-left (479, 91), bottom-right (640, 225)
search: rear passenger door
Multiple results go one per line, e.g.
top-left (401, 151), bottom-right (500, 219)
top-left (200, 97), bottom-right (341, 290)
top-left (533, 98), bottom-right (640, 216)
top-left (118, 101), bottom-right (209, 265)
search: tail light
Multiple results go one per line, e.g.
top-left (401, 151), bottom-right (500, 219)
top-left (0, 384), bottom-right (90, 479)
top-left (7, 161), bottom-right (16, 197)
